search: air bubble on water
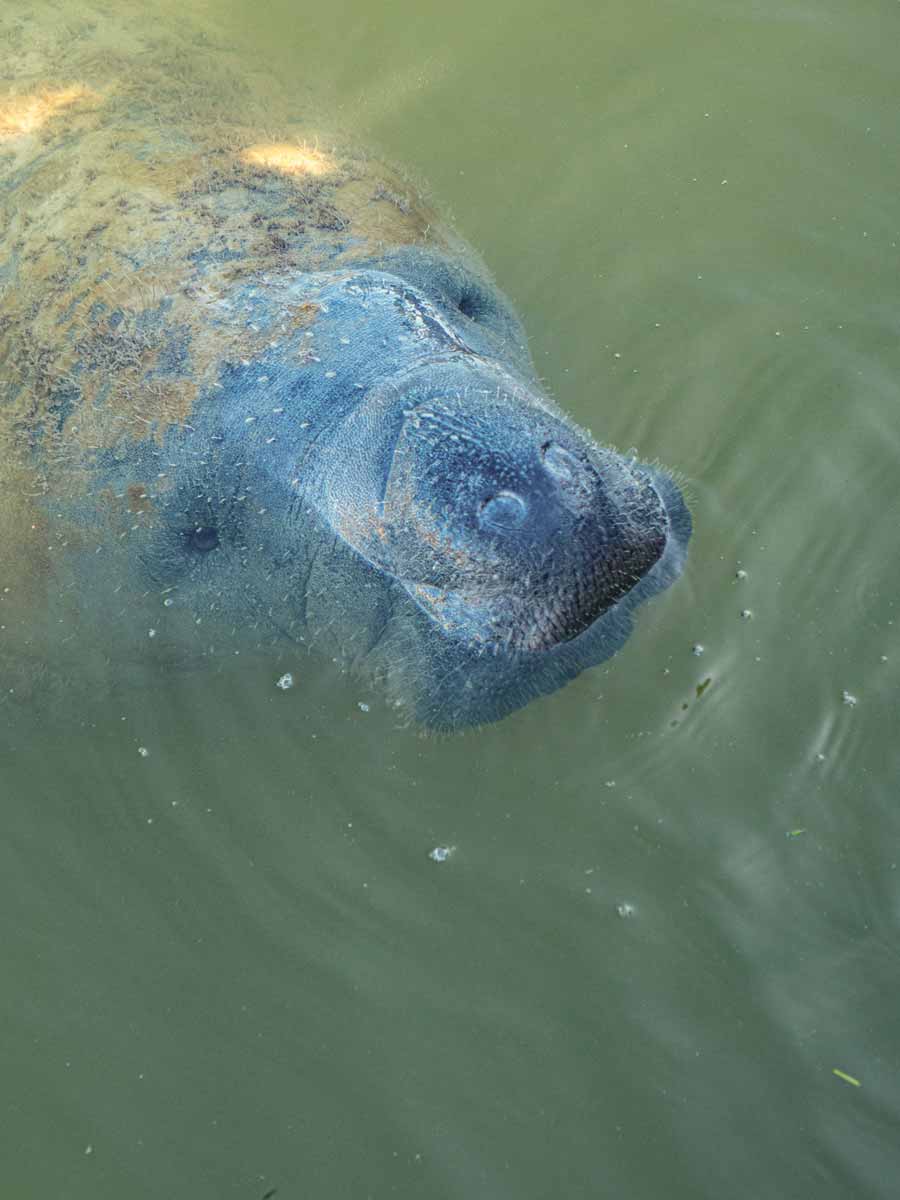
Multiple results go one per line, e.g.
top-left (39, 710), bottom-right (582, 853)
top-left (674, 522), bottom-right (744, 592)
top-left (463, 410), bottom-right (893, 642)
top-left (692, 643), bottom-right (705, 656)
top-left (616, 902), bottom-right (636, 918)
top-left (735, 568), bottom-right (748, 580)
top-left (148, 629), bottom-right (156, 638)
top-left (740, 609), bottom-right (753, 620)
top-left (358, 702), bottom-right (370, 712)
top-left (841, 690), bottom-right (858, 707)
top-left (275, 673), bottom-right (293, 690)
top-left (138, 746), bottom-right (149, 757)
top-left (163, 598), bottom-right (173, 607)
top-left (429, 846), bottom-right (455, 863)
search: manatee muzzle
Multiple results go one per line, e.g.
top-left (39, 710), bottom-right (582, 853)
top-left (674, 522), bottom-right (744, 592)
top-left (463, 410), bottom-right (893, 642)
top-left (375, 376), bottom-right (671, 655)
top-left (314, 356), bottom-right (672, 656)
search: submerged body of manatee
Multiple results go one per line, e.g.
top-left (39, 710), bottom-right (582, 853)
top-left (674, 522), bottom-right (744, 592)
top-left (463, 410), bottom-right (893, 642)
top-left (0, 0), bottom-right (690, 728)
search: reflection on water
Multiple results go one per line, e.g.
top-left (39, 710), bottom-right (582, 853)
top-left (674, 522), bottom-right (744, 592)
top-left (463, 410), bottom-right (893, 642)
top-left (3, 0), bottom-right (900, 1196)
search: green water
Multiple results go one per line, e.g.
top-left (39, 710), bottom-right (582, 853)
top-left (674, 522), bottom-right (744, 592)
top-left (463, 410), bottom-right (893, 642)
top-left (4, 0), bottom-right (900, 1196)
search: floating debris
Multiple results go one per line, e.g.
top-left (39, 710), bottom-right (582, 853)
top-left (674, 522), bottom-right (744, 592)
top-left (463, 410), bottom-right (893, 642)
top-left (832, 1068), bottom-right (861, 1087)
top-left (692, 643), bottom-right (705, 657)
top-left (616, 901), bottom-right (636, 918)
top-left (428, 845), bottom-right (455, 863)
top-left (740, 609), bottom-right (753, 620)
top-left (137, 746), bottom-right (149, 757)
top-left (841, 690), bottom-right (858, 707)
top-left (275, 673), bottom-right (294, 690)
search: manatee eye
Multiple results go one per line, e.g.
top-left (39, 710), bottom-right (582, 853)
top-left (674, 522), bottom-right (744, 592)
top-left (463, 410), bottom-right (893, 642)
top-left (457, 290), bottom-right (481, 320)
top-left (479, 491), bottom-right (527, 530)
top-left (455, 277), bottom-right (497, 322)
top-left (541, 441), bottom-right (581, 486)
top-left (185, 525), bottom-right (220, 553)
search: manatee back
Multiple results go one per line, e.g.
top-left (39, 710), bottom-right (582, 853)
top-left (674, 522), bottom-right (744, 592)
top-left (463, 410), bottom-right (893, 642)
top-left (0, 0), bottom-right (468, 644)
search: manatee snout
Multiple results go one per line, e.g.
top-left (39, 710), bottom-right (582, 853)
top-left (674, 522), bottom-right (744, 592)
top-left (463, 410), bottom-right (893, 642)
top-left (331, 358), bottom-right (678, 660)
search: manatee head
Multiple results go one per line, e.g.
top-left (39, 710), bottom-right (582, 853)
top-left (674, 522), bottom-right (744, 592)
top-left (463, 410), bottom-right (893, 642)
top-left (74, 255), bottom-right (689, 729)
top-left (311, 346), bottom-right (690, 728)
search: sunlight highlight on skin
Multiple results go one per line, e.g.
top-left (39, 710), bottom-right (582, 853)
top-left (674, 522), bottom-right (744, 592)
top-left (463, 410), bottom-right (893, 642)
top-left (240, 142), bottom-right (335, 178)
top-left (0, 84), bottom-right (94, 141)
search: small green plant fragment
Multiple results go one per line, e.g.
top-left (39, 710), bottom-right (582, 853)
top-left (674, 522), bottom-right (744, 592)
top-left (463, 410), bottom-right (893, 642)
top-left (832, 1068), bottom-right (861, 1087)
top-left (786, 828), bottom-right (807, 838)
top-left (695, 677), bottom-right (712, 699)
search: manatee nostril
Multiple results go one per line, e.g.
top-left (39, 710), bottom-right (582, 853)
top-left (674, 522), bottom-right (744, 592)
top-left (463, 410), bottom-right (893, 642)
top-left (185, 525), bottom-right (220, 553)
top-left (541, 441), bottom-right (581, 486)
top-left (479, 491), bottom-right (527, 531)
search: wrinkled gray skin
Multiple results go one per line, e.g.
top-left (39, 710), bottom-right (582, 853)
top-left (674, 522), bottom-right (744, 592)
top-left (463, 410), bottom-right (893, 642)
top-left (0, 4), bottom-right (690, 729)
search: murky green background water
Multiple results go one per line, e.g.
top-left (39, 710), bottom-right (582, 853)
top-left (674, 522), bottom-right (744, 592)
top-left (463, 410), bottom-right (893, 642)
top-left (4, 0), bottom-right (900, 1196)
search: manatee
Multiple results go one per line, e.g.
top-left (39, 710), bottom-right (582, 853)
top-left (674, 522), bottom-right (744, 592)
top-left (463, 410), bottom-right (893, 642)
top-left (0, 0), bottom-right (690, 730)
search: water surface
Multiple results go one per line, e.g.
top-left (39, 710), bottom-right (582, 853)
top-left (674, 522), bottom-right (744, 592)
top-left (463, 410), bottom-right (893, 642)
top-left (4, 0), bottom-right (900, 1196)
